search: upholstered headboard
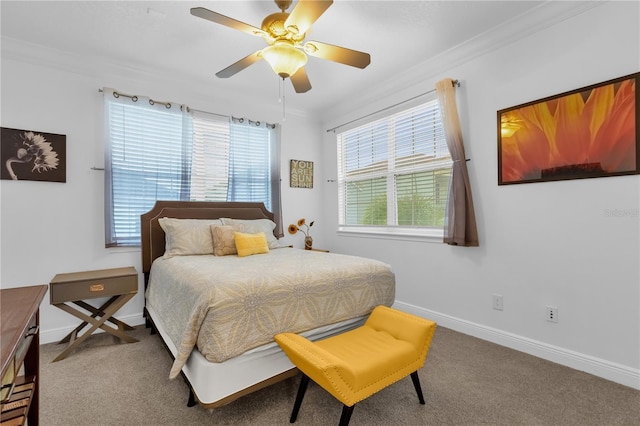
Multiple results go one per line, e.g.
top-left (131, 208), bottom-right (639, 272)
top-left (140, 201), bottom-right (276, 275)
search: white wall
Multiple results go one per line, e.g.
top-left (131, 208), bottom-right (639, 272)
top-left (0, 41), bottom-right (326, 343)
top-left (1, 1), bottom-right (637, 390)
top-left (323, 1), bottom-right (639, 389)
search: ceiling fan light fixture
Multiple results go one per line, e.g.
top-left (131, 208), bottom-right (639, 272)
top-left (261, 42), bottom-right (307, 78)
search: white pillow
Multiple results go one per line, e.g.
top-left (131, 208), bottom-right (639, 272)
top-left (158, 218), bottom-right (223, 258)
top-left (220, 218), bottom-right (280, 249)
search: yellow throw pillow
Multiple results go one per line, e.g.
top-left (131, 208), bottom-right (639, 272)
top-left (234, 231), bottom-right (269, 257)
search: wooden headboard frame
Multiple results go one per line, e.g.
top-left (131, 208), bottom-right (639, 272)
top-left (140, 200), bottom-right (276, 277)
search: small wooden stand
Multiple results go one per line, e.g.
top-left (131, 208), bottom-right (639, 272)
top-left (49, 267), bottom-right (139, 362)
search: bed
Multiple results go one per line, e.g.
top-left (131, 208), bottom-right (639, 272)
top-left (141, 201), bottom-right (396, 408)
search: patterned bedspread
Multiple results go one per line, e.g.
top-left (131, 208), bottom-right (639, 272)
top-left (146, 248), bottom-right (395, 378)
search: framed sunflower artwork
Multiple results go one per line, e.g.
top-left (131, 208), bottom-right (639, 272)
top-left (1, 127), bottom-right (66, 182)
top-left (497, 72), bottom-right (639, 185)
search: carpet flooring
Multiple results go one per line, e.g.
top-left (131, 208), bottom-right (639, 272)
top-left (39, 325), bottom-right (640, 425)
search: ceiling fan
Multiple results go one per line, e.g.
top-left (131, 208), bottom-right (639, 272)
top-left (191, 0), bottom-right (371, 93)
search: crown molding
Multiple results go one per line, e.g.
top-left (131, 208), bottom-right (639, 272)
top-left (320, 1), bottom-right (606, 125)
top-left (1, 36), bottom-right (311, 121)
top-left (2, 1), bottom-right (605, 124)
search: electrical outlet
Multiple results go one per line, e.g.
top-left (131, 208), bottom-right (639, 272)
top-left (492, 294), bottom-right (503, 311)
top-left (546, 306), bottom-right (558, 323)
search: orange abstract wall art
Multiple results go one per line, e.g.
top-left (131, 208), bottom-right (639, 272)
top-left (498, 73), bottom-right (638, 185)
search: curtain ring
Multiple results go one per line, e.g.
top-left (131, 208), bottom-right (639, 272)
top-left (132, 96), bottom-right (138, 102)
top-left (113, 92), bottom-right (120, 98)
top-left (149, 99), bottom-right (155, 106)
top-left (239, 118), bottom-right (244, 123)
top-left (165, 103), bottom-right (171, 109)
top-left (255, 121), bottom-right (260, 126)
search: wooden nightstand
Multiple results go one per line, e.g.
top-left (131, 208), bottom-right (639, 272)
top-left (49, 267), bottom-right (138, 362)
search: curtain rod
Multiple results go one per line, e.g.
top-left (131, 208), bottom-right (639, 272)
top-left (98, 88), bottom-right (231, 120)
top-left (326, 79), bottom-right (459, 133)
top-left (98, 88), bottom-right (277, 128)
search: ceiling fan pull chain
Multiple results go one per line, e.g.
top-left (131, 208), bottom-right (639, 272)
top-left (281, 77), bottom-right (286, 122)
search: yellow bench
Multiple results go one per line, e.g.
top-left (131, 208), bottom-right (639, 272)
top-left (275, 305), bottom-right (437, 425)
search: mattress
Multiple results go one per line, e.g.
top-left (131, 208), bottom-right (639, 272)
top-left (146, 248), bottom-right (396, 378)
top-left (146, 303), bottom-right (367, 405)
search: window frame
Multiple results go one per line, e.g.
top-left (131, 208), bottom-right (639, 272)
top-left (103, 89), bottom-right (281, 247)
top-left (336, 96), bottom-right (452, 242)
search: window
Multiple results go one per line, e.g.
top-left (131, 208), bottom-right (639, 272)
top-left (337, 98), bottom-right (451, 238)
top-left (103, 89), bottom-right (280, 247)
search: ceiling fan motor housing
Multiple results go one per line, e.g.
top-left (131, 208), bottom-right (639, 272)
top-left (274, 0), bottom-right (293, 12)
top-left (261, 12), bottom-right (305, 43)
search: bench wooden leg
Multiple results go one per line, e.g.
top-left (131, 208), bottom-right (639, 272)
top-left (187, 389), bottom-right (197, 407)
top-left (410, 371), bottom-right (425, 404)
top-left (339, 404), bottom-right (355, 426)
top-left (290, 374), bottom-right (310, 423)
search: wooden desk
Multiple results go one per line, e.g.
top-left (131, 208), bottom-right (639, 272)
top-left (49, 267), bottom-right (138, 362)
top-left (1, 284), bottom-right (47, 426)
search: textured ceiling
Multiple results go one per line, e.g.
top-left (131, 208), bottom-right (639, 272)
top-left (2, 1), bottom-right (584, 117)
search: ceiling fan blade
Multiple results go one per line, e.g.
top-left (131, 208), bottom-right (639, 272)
top-left (191, 7), bottom-right (266, 37)
top-left (284, 0), bottom-right (333, 36)
top-left (290, 67), bottom-right (312, 93)
top-left (216, 51), bottom-right (263, 78)
top-left (304, 41), bottom-right (371, 69)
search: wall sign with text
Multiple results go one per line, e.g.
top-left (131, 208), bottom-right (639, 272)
top-left (290, 159), bottom-right (313, 188)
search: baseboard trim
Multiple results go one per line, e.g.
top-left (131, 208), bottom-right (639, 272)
top-left (40, 313), bottom-right (146, 345)
top-left (394, 301), bottom-right (640, 390)
top-left (41, 306), bottom-right (640, 390)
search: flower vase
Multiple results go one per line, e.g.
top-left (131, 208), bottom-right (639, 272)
top-left (304, 236), bottom-right (313, 250)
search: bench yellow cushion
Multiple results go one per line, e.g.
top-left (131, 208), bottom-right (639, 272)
top-left (275, 305), bottom-right (436, 407)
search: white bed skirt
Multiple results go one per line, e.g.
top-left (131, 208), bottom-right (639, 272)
top-left (146, 304), bottom-right (366, 406)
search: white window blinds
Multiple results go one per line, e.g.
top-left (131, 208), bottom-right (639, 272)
top-left (337, 98), bottom-right (452, 231)
top-left (190, 111), bottom-right (230, 201)
top-left (103, 88), bottom-right (281, 247)
top-left (227, 120), bottom-right (274, 204)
